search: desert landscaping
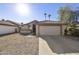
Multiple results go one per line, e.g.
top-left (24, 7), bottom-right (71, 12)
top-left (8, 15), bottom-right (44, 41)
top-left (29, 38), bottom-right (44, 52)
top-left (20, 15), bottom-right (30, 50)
top-left (0, 3), bottom-right (79, 55)
top-left (0, 34), bottom-right (39, 55)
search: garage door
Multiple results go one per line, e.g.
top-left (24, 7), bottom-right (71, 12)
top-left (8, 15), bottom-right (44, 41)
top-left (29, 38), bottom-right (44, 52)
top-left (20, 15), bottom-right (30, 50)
top-left (0, 25), bottom-right (16, 35)
top-left (39, 26), bottom-right (60, 35)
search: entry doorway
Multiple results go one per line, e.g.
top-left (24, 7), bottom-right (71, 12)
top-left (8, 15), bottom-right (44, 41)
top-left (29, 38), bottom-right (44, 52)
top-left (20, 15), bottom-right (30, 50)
top-left (32, 24), bottom-right (36, 35)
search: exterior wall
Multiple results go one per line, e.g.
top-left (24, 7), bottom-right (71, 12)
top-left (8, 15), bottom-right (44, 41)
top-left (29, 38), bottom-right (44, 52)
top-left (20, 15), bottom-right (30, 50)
top-left (20, 25), bottom-right (31, 34)
top-left (62, 25), bottom-right (66, 35)
top-left (0, 25), bottom-right (18, 35)
top-left (36, 25), bottom-right (39, 36)
top-left (21, 25), bottom-right (29, 30)
top-left (29, 24), bottom-right (33, 30)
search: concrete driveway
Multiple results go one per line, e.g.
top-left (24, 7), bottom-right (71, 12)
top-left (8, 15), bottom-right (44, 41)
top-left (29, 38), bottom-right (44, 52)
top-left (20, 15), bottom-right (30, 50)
top-left (39, 35), bottom-right (79, 54)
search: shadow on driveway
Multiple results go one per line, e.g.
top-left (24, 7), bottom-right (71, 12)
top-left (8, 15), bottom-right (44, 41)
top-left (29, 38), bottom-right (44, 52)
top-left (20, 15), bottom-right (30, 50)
top-left (0, 33), bottom-right (16, 37)
top-left (40, 35), bottom-right (79, 54)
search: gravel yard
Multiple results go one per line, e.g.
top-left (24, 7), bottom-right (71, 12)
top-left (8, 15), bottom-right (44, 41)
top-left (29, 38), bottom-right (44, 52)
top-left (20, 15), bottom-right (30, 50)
top-left (0, 34), bottom-right (39, 55)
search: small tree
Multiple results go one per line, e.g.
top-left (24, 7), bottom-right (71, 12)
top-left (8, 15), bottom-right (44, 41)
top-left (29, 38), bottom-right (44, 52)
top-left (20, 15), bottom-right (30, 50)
top-left (59, 6), bottom-right (76, 35)
top-left (59, 6), bottom-right (79, 36)
top-left (59, 6), bottom-right (72, 23)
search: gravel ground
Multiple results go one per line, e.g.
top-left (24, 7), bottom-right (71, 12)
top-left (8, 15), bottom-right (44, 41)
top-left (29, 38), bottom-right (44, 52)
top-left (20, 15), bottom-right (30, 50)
top-left (0, 34), bottom-right (39, 55)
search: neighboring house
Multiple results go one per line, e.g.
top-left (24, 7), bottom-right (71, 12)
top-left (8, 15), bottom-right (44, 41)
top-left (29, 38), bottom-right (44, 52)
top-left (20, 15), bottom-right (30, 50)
top-left (27, 20), bottom-right (39, 30)
top-left (21, 23), bottom-right (30, 30)
top-left (0, 20), bottom-right (19, 35)
top-left (19, 23), bottom-right (31, 34)
top-left (36, 20), bottom-right (67, 36)
top-left (26, 20), bottom-right (39, 34)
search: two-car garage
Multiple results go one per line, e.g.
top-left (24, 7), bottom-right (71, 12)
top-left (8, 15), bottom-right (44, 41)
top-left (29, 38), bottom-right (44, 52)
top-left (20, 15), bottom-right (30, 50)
top-left (36, 22), bottom-right (65, 36)
top-left (0, 20), bottom-right (19, 35)
top-left (0, 25), bottom-right (18, 35)
top-left (38, 26), bottom-right (61, 35)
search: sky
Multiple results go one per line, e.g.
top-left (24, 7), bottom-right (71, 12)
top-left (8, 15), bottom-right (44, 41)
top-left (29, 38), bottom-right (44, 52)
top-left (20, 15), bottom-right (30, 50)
top-left (0, 3), bottom-right (79, 24)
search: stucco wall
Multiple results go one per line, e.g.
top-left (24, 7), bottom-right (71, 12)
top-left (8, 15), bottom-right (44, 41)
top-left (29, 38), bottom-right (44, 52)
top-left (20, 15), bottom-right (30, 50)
top-left (36, 25), bottom-right (39, 36)
top-left (21, 25), bottom-right (29, 30)
top-left (0, 25), bottom-right (18, 35)
top-left (62, 25), bottom-right (66, 35)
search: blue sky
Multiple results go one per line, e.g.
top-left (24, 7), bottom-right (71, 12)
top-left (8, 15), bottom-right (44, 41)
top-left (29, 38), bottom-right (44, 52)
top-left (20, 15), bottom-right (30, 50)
top-left (0, 3), bottom-right (79, 23)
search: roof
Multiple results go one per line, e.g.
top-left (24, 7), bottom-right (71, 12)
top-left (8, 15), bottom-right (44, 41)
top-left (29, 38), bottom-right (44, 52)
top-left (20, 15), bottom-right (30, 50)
top-left (23, 20), bottom-right (67, 26)
top-left (0, 20), bottom-right (20, 27)
top-left (24, 20), bottom-right (39, 25)
top-left (37, 20), bottom-right (67, 26)
top-left (24, 20), bottom-right (62, 25)
top-left (39, 20), bottom-right (60, 23)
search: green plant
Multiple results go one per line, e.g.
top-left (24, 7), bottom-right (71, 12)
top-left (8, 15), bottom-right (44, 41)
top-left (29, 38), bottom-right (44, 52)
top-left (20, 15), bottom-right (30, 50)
top-left (68, 27), bottom-right (79, 37)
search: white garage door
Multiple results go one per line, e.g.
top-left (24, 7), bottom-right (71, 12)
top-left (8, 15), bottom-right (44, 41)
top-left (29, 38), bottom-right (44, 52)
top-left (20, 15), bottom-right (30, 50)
top-left (0, 25), bottom-right (16, 35)
top-left (39, 26), bottom-right (60, 35)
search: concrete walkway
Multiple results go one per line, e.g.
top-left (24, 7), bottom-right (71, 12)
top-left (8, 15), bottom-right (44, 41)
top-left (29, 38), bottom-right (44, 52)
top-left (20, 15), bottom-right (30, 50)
top-left (39, 37), bottom-right (55, 55)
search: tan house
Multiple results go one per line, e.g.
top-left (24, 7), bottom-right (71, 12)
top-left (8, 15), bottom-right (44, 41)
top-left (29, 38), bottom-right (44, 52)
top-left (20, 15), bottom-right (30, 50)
top-left (36, 20), bottom-right (67, 36)
top-left (26, 20), bottom-right (39, 34)
top-left (27, 20), bottom-right (39, 30)
top-left (19, 23), bottom-right (31, 34)
top-left (0, 20), bottom-right (19, 35)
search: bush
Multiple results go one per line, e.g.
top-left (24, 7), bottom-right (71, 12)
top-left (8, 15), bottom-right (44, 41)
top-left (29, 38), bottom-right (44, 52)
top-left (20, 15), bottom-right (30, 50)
top-left (69, 28), bottom-right (79, 37)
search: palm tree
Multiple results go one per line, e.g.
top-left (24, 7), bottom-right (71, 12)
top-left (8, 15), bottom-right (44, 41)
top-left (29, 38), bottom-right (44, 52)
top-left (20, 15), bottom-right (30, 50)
top-left (48, 14), bottom-right (51, 21)
top-left (44, 13), bottom-right (47, 20)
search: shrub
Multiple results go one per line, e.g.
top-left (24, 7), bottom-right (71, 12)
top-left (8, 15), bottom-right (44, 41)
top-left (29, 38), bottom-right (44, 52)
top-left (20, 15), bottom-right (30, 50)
top-left (69, 28), bottom-right (79, 37)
